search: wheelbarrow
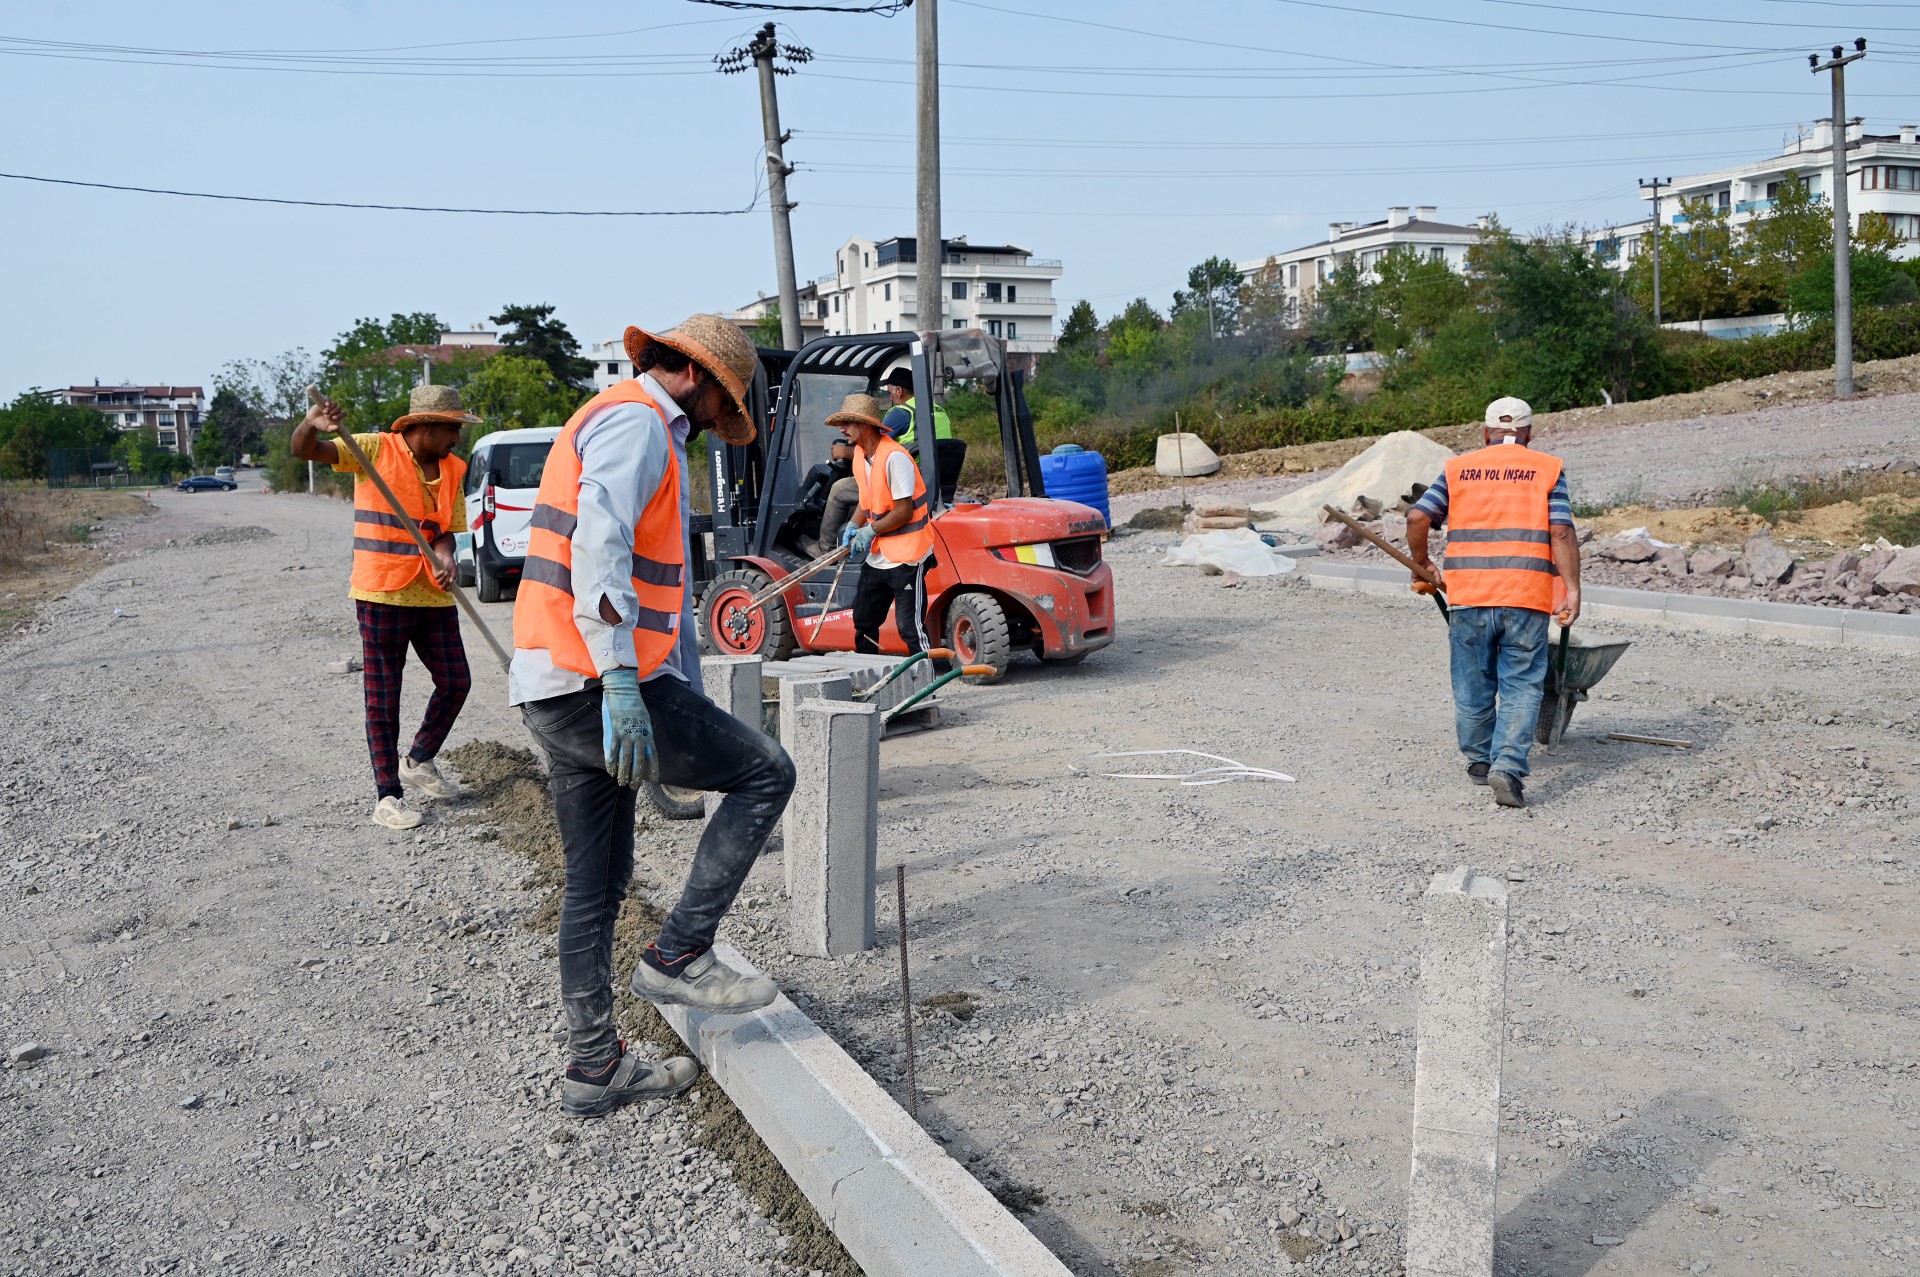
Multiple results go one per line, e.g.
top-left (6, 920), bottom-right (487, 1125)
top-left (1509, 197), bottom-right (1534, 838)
top-left (1535, 625), bottom-right (1632, 747)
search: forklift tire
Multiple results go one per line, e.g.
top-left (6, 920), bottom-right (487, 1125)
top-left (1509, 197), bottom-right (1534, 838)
top-left (475, 559), bottom-right (503, 604)
top-left (699, 568), bottom-right (795, 660)
top-left (944, 593), bottom-right (1011, 683)
top-left (643, 781), bottom-right (706, 821)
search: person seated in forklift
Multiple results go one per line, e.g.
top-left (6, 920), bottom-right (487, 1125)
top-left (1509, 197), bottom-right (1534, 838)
top-left (878, 366), bottom-right (953, 451)
top-left (829, 392), bottom-right (936, 655)
top-left (796, 436), bottom-right (856, 558)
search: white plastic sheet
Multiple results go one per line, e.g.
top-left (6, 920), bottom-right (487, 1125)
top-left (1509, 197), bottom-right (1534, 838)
top-left (1161, 528), bottom-right (1299, 577)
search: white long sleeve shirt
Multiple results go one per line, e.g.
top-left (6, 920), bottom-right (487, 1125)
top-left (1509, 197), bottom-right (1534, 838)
top-left (507, 374), bottom-right (704, 706)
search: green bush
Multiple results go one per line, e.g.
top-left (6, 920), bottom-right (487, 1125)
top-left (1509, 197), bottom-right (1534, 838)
top-left (1660, 302), bottom-right (1920, 393)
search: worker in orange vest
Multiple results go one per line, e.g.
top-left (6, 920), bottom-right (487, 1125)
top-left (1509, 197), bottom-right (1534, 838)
top-left (292, 384), bottom-right (476, 831)
top-left (1406, 396), bottom-right (1582, 809)
top-left (510, 315), bottom-right (795, 1119)
top-left (830, 392), bottom-right (936, 656)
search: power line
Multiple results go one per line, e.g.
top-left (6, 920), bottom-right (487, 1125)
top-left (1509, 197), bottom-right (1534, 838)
top-left (0, 171), bottom-right (758, 216)
top-left (685, 0), bottom-right (909, 11)
top-left (798, 121), bottom-right (1808, 151)
top-left (801, 146), bottom-right (1786, 179)
top-left (1263, 0), bottom-right (1798, 52)
top-left (1474, 0), bottom-right (1920, 32)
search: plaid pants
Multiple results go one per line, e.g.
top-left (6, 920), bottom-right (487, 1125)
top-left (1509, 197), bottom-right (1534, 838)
top-left (356, 601), bottom-right (471, 799)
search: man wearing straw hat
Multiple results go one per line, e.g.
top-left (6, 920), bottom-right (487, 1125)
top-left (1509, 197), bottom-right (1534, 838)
top-left (829, 392), bottom-right (936, 657)
top-left (292, 384), bottom-right (477, 832)
top-left (511, 315), bottom-right (796, 1118)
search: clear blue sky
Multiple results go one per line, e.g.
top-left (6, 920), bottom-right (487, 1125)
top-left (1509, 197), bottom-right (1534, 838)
top-left (5, 0), bottom-right (1918, 399)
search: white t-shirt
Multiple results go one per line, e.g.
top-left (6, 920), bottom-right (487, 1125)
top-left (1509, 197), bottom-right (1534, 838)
top-left (866, 450), bottom-right (925, 569)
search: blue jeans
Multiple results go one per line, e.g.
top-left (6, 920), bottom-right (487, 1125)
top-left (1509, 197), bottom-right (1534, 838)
top-left (520, 677), bottom-right (795, 1068)
top-left (1448, 606), bottom-right (1549, 780)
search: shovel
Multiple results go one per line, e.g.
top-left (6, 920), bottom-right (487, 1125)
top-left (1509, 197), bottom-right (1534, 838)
top-left (1321, 505), bottom-right (1449, 620)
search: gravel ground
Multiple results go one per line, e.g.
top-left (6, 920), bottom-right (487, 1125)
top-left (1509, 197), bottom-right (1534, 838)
top-left (8, 484), bottom-right (1920, 1277)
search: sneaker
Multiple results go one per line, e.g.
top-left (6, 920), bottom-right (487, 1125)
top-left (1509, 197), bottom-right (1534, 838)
top-left (561, 1042), bottom-right (699, 1119)
top-left (372, 795), bottom-right (423, 830)
top-left (629, 944), bottom-right (778, 1014)
top-left (399, 756), bottom-right (462, 799)
top-left (1466, 762), bottom-right (1491, 786)
top-left (1489, 772), bottom-right (1526, 809)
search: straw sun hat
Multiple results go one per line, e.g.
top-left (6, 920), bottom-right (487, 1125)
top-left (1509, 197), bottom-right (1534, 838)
top-left (391, 383), bottom-right (482, 431)
top-left (625, 314), bottom-right (759, 446)
top-left (824, 393), bottom-right (889, 432)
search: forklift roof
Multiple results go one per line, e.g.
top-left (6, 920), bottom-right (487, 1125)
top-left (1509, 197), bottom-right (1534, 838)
top-left (788, 330), bottom-right (1007, 385)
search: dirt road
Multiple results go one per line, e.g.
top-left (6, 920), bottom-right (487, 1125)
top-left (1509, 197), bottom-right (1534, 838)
top-left (6, 486), bottom-right (1920, 1277)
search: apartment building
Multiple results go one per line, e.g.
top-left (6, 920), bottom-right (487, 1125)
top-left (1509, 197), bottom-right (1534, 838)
top-left (1589, 118), bottom-right (1920, 268)
top-left (816, 235), bottom-right (1063, 353)
top-left (732, 286), bottom-right (829, 348)
top-left (1234, 207), bottom-right (1485, 324)
top-left (52, 383), bottom-right (206, 453)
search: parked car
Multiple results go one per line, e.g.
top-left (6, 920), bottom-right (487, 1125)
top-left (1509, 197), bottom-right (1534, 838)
top-left (213, 465), bottom-right (236, 482)
top-left (177, 475), bottom-right (237, 492)
top-left (457, 427), bottom-right (561, 602)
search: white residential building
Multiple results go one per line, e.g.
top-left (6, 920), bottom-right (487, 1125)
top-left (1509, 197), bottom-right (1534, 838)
top-left (586, 338), bottom-right (633, 394)
top-left (816, 235), bottom-right (1063, 353)
top-left (52, 383), bottom-right (206, 454)
top-left (1235, 207), bottom-right (1486, 324)
top-left (1588, 118), bottom-right (1920, 268)
top-left (732, 286), bottom-right (828, 347)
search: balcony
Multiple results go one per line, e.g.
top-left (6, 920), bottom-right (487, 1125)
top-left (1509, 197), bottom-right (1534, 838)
top-left (1735, 199), bottom-right (1776, 215)
top-left (972, 298), bottom-right (1058, 315)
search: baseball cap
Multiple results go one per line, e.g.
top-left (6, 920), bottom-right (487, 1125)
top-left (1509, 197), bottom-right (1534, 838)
top-left (1484, 396), bottom-right (1533, 432)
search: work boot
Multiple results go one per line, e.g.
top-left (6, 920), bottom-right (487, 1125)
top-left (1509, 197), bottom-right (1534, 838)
top-left (561, 1041), bottom-right (700, 1119)
top-left (630, 944), bottom-right (778, 1013)
top-left (1466, 762), bottom-right (1490, 786)
top-left (1489, 772), bottom-right (1526, 809)
top-left (372, 795), bottom-right (423, 830)
top-left (399, 755), bottom-right (462, 799)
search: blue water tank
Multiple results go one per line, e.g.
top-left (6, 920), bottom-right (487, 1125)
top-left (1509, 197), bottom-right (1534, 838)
top-left (1037, 444), bottom-right (1110, 525)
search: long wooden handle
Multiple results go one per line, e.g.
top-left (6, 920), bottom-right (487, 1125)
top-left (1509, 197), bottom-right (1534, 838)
top-left (314, 391), bottom-right (513, 672)
top-left (745, 544), bottom-right (849, 614)
top-left (1322, 505), bottom-right (1444, 591)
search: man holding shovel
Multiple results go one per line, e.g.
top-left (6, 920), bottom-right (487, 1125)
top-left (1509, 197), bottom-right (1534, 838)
top-left (510, 315), bottom-right (795, 1118)
top-left (293, 385), bottom-right (475, 830)
top-left (1406, 396), bottom-right (1581, 809)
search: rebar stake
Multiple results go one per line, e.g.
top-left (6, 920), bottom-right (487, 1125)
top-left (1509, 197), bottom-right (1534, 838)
top-left (895, 863), bottom-right (918, 1118)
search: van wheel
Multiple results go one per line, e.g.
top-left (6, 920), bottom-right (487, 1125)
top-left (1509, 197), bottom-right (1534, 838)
top-left (945, 593), bottom-right (1011, 682)
top-left (457, 559), bottom-right (475, 588)
top-left (476, 560), bottom-right (503, 604)
top-left (699, 569), bottom-right (795, 660)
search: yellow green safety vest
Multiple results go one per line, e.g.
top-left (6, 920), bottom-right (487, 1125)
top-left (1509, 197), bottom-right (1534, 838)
top-left (894, 396), bottom-right (954, 450)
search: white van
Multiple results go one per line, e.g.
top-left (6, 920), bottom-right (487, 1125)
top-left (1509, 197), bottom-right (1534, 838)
top-left (458, 427), bottom-right (561, 602)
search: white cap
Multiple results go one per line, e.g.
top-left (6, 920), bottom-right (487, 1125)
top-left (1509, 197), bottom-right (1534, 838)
top-left (1484, 396), bottom-right (1533, 432)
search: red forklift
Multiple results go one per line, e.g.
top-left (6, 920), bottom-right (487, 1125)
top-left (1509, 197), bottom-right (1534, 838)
top-left (690, 329), bottom-right (1114, 680)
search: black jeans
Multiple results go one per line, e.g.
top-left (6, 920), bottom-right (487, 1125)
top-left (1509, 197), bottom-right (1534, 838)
top-left (520, 675), bottom-right (795, 1068)
top-left (852, 558), bottom-right (931, 655)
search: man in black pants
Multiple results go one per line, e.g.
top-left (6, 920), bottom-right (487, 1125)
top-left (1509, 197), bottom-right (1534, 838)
top-left (830, 393), bottom-right (935, 655)
top-left (797, 436), bottom-right (856, 557)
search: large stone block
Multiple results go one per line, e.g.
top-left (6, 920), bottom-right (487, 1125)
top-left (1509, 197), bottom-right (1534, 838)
top-left (1154, 432), bottom-right (1220, 478)
top-left (786, 701), bottom-right (880, 957)
top-left (1741, 532), bottom-right (1795, 585)
top-left (1870, 546), bottom-right (1920, 596)
top-left (1407, 866), bottom-right (1508, 1277)
top-left (778, 674), bottom-right (853, 896)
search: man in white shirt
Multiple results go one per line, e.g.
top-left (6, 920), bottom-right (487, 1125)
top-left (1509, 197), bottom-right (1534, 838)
top-left (829, 392), bottom-right (935, 656)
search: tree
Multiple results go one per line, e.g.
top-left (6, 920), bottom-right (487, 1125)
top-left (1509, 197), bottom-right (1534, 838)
top-left (0, 390), bottom-right (119, 480)
top-left (114, 424), bottom-right (171, 479)
top-left (1057, 299), bottom-right (1099, 350)
top-left (1170, 256), bottom-right (1243, 339)
top-left (218, 348), bottom-right (325, 429)
top-left (1372, 246), bottom-right (1469, 354)
top-left (492, 303), bottom-right (594, 391)
top-left (1235, 257), bottom-right (1296, 352)
top-left (197, 388), bottom-right (261, 469)
top-left (752, 304), bottom-right (783, 349)
top-left (462, 354), bottom-right (583, 440)
top-left (322, 312), bottom-right (444, 366)
top-left (1787, 247), bottom-right (1912, 318)
top-left (1103, 298), bottom-right (1165, 373)
top-left (1308, 256), bottom-right (1376, 351)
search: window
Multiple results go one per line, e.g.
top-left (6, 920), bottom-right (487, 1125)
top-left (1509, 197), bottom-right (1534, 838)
top-left (606, 362), bottom-right (619, 375)
top-left (884, 320), bottom-right (892, 332)
top-left (125, 412), bottom-right (139, 425)
top-left (952, 281), bottom-right (967, 300)
top-left (952, 319), bottom-right (965, 329)
top-left (1867, 166), bottom-right (1920, 191)
top-left (983, 282), bottom-right (1001, 303)
top-left (159, 413), bottom-right (174, 426)
top-left (1007, 285), bottom-right (1017, 304)
top-left (1429, 247), bottom-right (1445, 263)
top-left (1881, 212), bottom-right (1920, 240)
top-left (864, 252), bottom-right (870, 266)
top-left (884, 283), bottom-right (892, 301)
top-left (1288, 262), bottom-right (1299, 287)
top-left (1717, 189), bottom-right (1731, 210)
top-left (833, 295), bottom-right (840, 313)
top-left (1006, 322), bottom-right (1017, 340)
top-left (987, 319), bottom-right (1002, 337)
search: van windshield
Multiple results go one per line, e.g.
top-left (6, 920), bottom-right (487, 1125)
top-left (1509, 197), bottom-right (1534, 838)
top-left (490, 442), bottom-right (554, 489)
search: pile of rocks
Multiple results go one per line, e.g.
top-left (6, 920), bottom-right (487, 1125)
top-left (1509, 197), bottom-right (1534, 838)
top-left (1584, 529), bottom-right (1920, 612)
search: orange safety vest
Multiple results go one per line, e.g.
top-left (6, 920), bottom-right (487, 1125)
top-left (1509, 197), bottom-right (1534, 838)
top-left (1440, 445), bottom-right (1564, 613)
top-left (350, 434), bottom-right (465, 595)
top-left (511, 382), bottom-right (686, 679)
top-left (854, 434), bottom-right (933, 565)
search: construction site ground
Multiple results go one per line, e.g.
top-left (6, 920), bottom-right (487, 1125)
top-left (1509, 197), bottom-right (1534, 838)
top-left (5, 440), bottom-right (1920, 1277)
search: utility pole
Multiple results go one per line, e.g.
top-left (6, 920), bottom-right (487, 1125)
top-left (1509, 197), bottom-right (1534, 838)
top-left (915, 0), bottom-right (942, 339)
top-left (720, 25), bottom-right (811, 350)
top-left (1812, 39), bottom-right (1867, 399)
top-left (1637, 177), bottom-right (1669, 328)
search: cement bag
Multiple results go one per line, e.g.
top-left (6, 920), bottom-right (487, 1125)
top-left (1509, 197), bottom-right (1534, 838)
top-left (1162, 529), bottom-right (1298, 577)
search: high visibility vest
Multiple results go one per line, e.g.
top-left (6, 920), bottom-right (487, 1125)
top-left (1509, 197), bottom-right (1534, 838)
top-left (892, 397), bottom-right (953, 450)
top-left (1440, 445), bottom-right (1564, 613)
top-left (350, 433), bottom-right (464, 595)
top-left (511, 382), bottom-right (685, 679)
top-left (855, 434), bottom-right (934, 565)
